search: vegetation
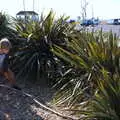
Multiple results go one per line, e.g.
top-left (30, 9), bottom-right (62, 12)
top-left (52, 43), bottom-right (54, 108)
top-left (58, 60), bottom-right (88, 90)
top-left (10, 10), bottom-right (76, 82)
top-left (52, 30), bottom-right (120, 101)
top-left (0, 12), bottom-right (19, 43)
top-left (52, 30), bottom-right (120, 119)
top-left (0, 10), bottom-right (120, 119)
top-left (83, 72), bottom-right (120, 120)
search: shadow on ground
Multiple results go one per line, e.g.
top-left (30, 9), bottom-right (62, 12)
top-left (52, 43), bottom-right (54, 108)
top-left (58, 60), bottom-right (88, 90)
top-left (0, 77), bottom-right (55, 120)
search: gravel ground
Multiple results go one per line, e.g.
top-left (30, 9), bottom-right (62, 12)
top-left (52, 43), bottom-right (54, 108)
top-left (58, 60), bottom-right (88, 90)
top-left (0, 78), bottom-right (70, 120)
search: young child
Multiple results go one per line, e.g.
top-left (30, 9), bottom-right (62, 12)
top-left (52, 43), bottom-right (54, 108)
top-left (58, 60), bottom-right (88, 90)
top-left (0, 38), bottom-right (21, 90)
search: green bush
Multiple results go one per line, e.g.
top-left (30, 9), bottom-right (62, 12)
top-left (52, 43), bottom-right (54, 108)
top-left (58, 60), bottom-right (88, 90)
top-left (11, 10), bottom-right (75, 82)
top-left (52, 30), bottom-right (120, 106)
top-left (78, 71), bottom-right (120, 120)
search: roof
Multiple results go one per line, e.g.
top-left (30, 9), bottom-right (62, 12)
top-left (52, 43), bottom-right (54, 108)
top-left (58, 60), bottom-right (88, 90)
top-left (16, 11), bottom-right (39, 15)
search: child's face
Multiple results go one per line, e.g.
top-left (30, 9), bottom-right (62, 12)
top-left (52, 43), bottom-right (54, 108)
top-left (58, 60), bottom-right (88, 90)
top-left (0, 48), bottom-right (10, 54)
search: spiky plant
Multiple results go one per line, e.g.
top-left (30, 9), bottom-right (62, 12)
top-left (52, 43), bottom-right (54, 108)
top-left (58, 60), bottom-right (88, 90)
top-left (51, 30), bottom-right (120, 106)
top-left (0, 12), bottom-right (22, 60)
top-left (78, 69), bottom-right (120, 120)
top-left (11, 10), bottom-right (75, 82)
top-left (0, 12), bottom-right (18, 43)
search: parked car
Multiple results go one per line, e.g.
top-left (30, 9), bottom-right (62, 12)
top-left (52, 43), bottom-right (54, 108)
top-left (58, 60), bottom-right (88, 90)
top-left (93, 19), bottom-right (99, 25)
top-left (81, 19), bottom-right (93, 26)
top-left (113, 19), bottom-right (120, 25)
top-left (81, 18), bottom-right (99, 26)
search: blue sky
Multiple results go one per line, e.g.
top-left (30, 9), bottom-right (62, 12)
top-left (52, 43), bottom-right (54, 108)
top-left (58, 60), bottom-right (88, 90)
top-left (0, 0), bottom-right (120, 20)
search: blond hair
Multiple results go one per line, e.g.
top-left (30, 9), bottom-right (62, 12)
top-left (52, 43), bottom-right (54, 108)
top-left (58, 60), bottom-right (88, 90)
top-left (0, 38), bottom-right (12, 49)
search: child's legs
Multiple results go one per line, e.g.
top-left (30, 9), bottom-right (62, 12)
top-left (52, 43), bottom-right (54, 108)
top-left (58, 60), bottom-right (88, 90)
top-left (3, 69), bottom-right (16, 85)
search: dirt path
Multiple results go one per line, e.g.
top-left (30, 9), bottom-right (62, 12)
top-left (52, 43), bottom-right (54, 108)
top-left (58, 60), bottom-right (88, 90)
top-left (0, 78), bottom-right (75, 120)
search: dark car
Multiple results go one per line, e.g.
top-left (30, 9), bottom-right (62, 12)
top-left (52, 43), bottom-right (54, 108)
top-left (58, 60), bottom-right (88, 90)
top-left (81, 19), bottom-right (93, 26)
top-left (113, 19), bottom-right (120, 25)
top-left (93, 19), bottom-right (99, 25)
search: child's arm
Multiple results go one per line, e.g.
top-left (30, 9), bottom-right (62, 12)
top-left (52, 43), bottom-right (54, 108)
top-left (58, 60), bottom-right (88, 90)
top-left (0, 54), bottom-right (16, 85)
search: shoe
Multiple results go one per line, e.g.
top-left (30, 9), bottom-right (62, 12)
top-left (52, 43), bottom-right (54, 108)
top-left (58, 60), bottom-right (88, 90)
top-left (12, 85), bottom-right (22, 90)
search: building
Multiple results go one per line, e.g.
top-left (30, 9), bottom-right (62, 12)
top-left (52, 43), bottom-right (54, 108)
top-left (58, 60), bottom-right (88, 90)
top-left (16, 11), bottom-right (39, 21)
